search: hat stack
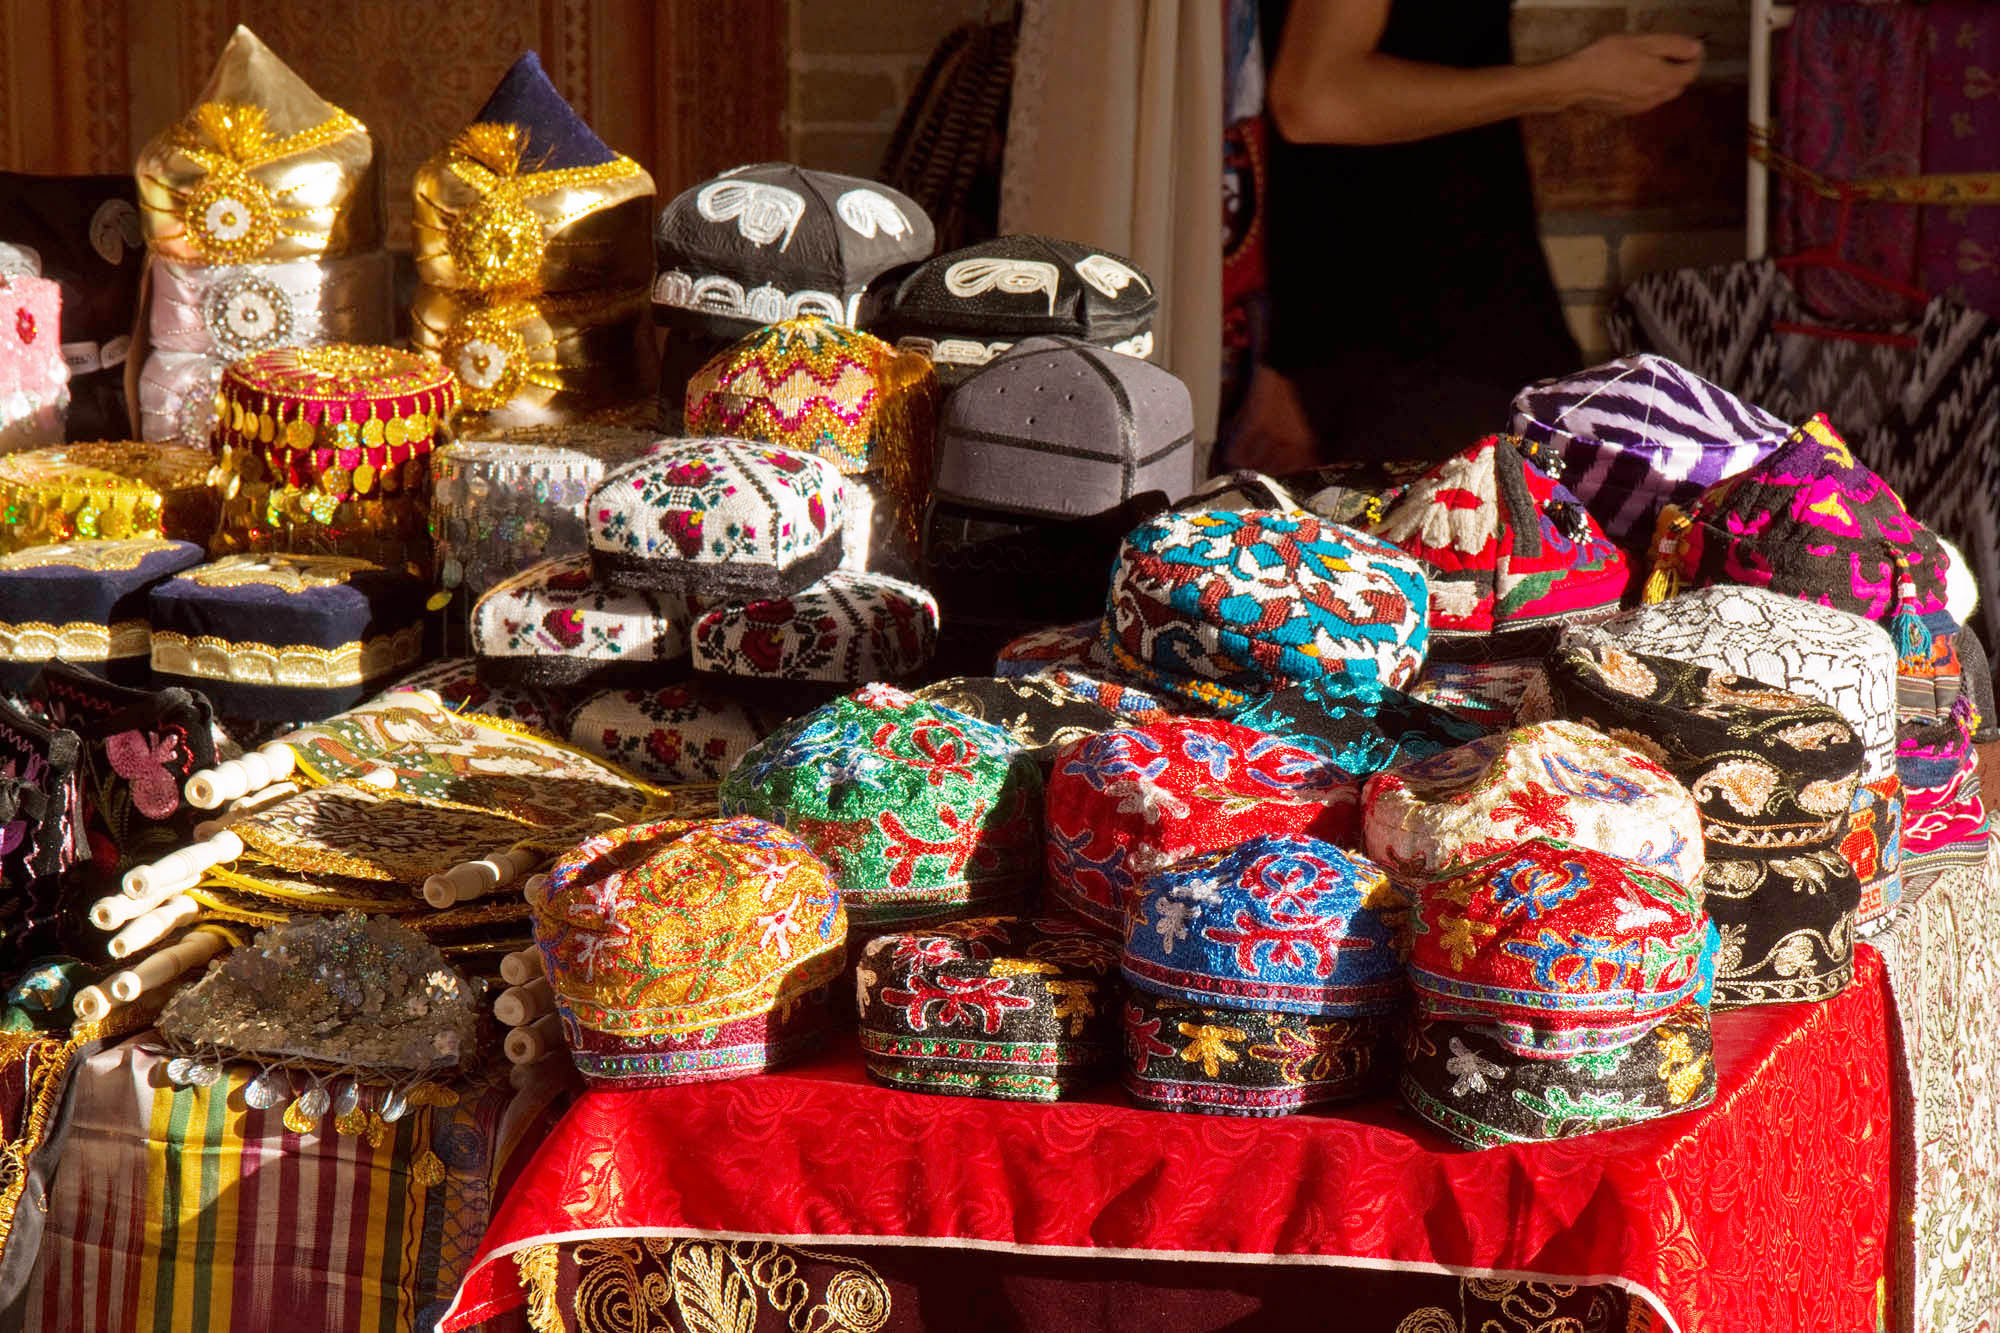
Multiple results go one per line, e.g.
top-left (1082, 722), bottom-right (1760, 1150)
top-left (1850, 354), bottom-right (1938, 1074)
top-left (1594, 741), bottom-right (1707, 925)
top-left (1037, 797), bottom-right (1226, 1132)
top-left (133, 27), bottom-right (393, 445)
top-left (1537, 636), bottom-right (1865, 1007)
top-left (857, 914), bottom-right (1122, 1101)
top-left (0, 441), bottom-right (218, 552)
top-left (878, 235), bottom-right (1159, 386)
top-left (411, 53), bottom-right (657, 425)
top-left (1044, 718), bottom-right (1361, 939)
top-left (683, 317), bottom-right (938, 573)
top-left (1100, 508), bottom-right (1431, 712)
top-left (653, 162), bottom-right (934, 421)
top-left (1370, 435), bottom-right (1629, 661)
top-left (0, 538), bottom-right (206, 690)
top-left (1119, 834), bottom-right (1405, 1116)
top-left (530, 814), bottom-right (847, 1087)
top-left (0, 273), bottom-right (68, 452)
top-left (1582, 586), bottom-right (1906, 928)
top-left (0, 171), bottom-right (144, 440)
top-left (1508, 354), bottom-right (1791, 545)
top-left (720, 684), bottom-right (1042, 932)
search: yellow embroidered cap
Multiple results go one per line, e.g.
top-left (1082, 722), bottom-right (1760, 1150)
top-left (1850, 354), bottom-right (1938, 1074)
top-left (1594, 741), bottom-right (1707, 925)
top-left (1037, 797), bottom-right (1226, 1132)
top-left (0, 441), bottom-right (219, 553)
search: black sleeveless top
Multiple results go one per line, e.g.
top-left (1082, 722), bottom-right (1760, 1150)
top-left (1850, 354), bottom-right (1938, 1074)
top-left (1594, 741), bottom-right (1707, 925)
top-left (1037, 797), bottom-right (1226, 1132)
top-left (1261, 0), bottom-right (1579, 461)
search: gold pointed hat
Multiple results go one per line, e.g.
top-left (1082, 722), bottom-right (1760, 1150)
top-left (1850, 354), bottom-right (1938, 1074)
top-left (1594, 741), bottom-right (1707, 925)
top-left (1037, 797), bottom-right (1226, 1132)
top-left (136, 26), bottom-right (383, 264)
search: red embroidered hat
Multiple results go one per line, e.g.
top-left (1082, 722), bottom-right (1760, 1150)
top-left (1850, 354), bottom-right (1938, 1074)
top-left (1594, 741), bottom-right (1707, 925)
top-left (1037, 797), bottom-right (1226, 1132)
top-left (1044, 717), bottom-right (1360, 939)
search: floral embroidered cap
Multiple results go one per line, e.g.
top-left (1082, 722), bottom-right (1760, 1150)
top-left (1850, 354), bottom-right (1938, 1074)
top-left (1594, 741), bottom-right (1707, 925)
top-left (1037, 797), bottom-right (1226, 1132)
top-left (1539, 638), bottom-right (1864, 1008)
top-left (1121, 987), bottom-right (1394, 1117)
top-left (720, 684), bottom-right (1043, 931)
top-left (1400, 1002), bottom-right (1716, 1149)
top-left (471, 553), bottom-right (691, 689)
top-left (1100, 508), bottom-right (1431, 711)
top-left (0, 538), bottom-right (205, 689)
top-left (1360, 719), bottom-right (1707, 893)
top-left (1370, 435), bottom-right (1629, 657)
top-left (530, 814), bottom-right (847, 1087)
top-left (691, 569), bottom-right (939, 685)
top-left (0, 274), bottom-right (68, 452)
top-left (856, 914), bottom-right (1122, 1101)
top-left (588, 437), bottom-right (848, 600)
top-left (1043, 718), bottom-right (1361, 939)
top-left (1122, 833), bottom-right (1408, 1017)
top-left (564, 678), bottom-right (817, 788)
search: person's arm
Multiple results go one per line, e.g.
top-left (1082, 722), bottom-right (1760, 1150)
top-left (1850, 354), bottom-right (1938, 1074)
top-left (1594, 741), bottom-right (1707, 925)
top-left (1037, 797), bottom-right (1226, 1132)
top-left (1267, 0), bottom-right (1703, 145)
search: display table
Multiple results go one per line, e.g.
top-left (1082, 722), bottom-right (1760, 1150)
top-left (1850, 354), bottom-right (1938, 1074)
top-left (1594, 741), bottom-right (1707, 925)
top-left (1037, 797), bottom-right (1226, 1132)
top-left (445, 947), bottom-right (1895, 1333)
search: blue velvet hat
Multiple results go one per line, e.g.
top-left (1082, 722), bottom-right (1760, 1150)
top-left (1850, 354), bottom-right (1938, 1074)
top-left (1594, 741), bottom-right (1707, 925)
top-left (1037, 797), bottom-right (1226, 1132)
top-left (474, 52), bottom-right (615, 170)
top-left (0, 538), bottom-right (205, 689)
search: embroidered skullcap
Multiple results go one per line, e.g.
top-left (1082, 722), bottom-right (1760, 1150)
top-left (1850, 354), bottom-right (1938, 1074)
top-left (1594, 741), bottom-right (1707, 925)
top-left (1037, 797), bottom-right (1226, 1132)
top-left (911, 676), bottom-right (1122, 770)
top-left (1121, 988), bottom-right (1393, 1117)
top-left (1403, 658), bottom-right (1546, 733)
top-left (136, 26), bottom-right (382, 264)
top-left (565, 677), bottom-right (817, 787)
top-left (720, 684), bottom-right (1043, 930)
top-left (1508, 354), bottom-right (1790, 544)
top-left (1400, 1003), bottom-right (1716, 1149)
top-left (1123, 833), bottom-right (1407, 1016)
top-left (1044, 718), bottom-right (1360, 939)
top-left (531, 814), bottom-right (847, 1087)
top-left (880, 235), bottom-right (1158, 382)
top-left (1541, 637), bottom-right (1863, 1007)
top-left (690, 569), bottom-right (938, 685)
top-left (856, 914), bottom-right (1121, 1101)
top-left (1407, 838), bottom-right (1708, 1057)
top-left (588, 437), bottom-right (848, 599)
top-left (1100, 508), bottom-right (1430, 711)
top-left (934, 337), bottom-right (1196, 521)
top-left (471, 553), bottom-right (691, 689)
top-left (1370, 436), bottom-right (1628, 657)
top-left (1361, 719), bottom-right (1706, 892)
top-left (1224, 675), bottom-right (1486, 777)
top-left (0, 538), bottom-right (205, 690)
top-left (1, 274), bottom-right (67, 453)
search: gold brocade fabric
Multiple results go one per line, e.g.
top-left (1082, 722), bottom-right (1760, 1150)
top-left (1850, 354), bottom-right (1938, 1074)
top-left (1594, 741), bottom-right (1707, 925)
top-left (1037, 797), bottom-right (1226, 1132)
top-left (411, 123), bottom-right (654, 297)
top-left (410, 283), bottom-right (653, 419)
top-left (149, 623), bottom-right (424, 689)
top-left (0, 443), bottom-right (219, 553)
top-left (516, 1238), bottom-right (893, 1333)
top-left (136, 27), bottom-right (383, 264)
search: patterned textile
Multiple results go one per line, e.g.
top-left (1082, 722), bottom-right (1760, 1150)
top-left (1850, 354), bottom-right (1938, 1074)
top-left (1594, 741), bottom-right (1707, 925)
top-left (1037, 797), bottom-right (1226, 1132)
top-left (24, 1035), bottom-right (567, 1333)
top-left (1122, 833), bottom-right (1406, 1016)
top-left (448, 946), bottom-right (1895, 1333)
top-left (208, 344), bottom-right (457, 580)
top-left (1121, 988), bottom-right (1393, 1117)
top-left (1043, 718), bottom-right (1359, 938)
top-left (1920, 6), bottom-right (2000, 321)
top-left (1401, 1003), bottom-right (1716, 1149)
top-left (530, 815), bottom-right (846, 1086)
top-left (1037, 669), bottom-right (1183, 725)
top-left (1224, 675), bottom-right (1486, 777)
top-left (134, 26), bottom-right (382, 264)
top-left (691, 570), bottom-right (938, 685)
top-left (1360, 719), bottom-right (1706, 892)
top-left (471, 554), bottom-right (690, 689)
top-left (856, 914), bottom-right (1121, 1101)
top-left (0, 442), bottom-right (217, 553)
top-left (0, 538), bottom-right (205, 690)
top-left (682, 318), bottom-right (936, 571)
top-left (381, 657), bottom-right (564, 736)
top-left (1583, 586), bottom-right (1906, 924)
top-left (1405, 658), bottom-right (1546, 733)
top-left (993, 619), bottom-right (1111, 678)
top-left (588, 438), bottom-right (847, 599)
top-left (933, 337), bottom-right (1195, 520)
top-left (1774, 2), bottom-right (1926, 324)
top-left (1371, 436), bottom-right (1628, 656)
top-left (1403, 839), bottom-right (1708, 1059)
top-left (881, 235), bottom-right (1157, 379)
top-left (1539, 639), bottom-right (1863, 1008)
top-left (720, 685), bottom-right (1043, 930)
top-left (565, 679), bottom-right (810, 788)
top-left (429, 423), bottom-right (662, 605)
top-left (1100, 509), bottom-right (1430, 711)
top-left (148, 554), bottom-right (429, 722)
top-left (0, 276), bottom-right (67, 453)
top-left (1506, 354), bottom-right (1791, 544)
top-left (1898, 758), bottom-right (1989, 901)
top-left (411, 52), bottom-right (654, 298)
top-left (910, 676), bottom-right (1120, 770)
top-left (0, 699), bottom-right (83, 962)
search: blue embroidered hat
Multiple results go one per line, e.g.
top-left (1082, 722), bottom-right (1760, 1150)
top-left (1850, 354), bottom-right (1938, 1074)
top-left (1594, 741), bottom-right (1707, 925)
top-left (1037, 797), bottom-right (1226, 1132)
top-left (1100, 509), bottom-right (1431, 711)
top-left (1122, 833), bottom-right (1408, 1017)
top-left (0, 538), bottom-right (206, 690)
top-left (474, 52), bottom-right (615, 170)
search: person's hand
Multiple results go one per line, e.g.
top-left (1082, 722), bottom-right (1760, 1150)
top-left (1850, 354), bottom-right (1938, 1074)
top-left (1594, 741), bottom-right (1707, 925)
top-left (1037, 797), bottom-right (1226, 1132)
top-left (1560, 34), bottom-right (1703, 116)
top-left (1225, 365), bottom-right (1320, 475)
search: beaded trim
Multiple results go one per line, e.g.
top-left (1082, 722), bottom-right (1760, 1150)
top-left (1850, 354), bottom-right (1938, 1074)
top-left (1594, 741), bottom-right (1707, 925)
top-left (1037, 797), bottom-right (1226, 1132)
top-left (151, 623), bottom-right (423, 688)
top-left (0, 619), bottom-right (149, 663)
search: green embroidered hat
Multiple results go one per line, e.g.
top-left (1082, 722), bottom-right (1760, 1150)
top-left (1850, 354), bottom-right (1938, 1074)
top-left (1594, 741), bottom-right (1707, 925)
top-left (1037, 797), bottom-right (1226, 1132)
top-left (719, 683), bottom-right (1044, 930)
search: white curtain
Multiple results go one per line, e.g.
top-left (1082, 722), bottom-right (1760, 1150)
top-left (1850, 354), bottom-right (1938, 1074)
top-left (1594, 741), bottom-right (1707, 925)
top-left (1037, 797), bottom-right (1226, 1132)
top-left (1002, 0), bottom-right (1224, 458)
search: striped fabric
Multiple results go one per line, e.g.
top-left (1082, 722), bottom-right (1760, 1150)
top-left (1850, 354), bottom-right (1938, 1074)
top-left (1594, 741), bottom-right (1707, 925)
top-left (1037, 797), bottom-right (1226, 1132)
top-left (24, 1037), bottom-right (568, 1333)
top-left (1509, 354), bottom-right (1793, 543)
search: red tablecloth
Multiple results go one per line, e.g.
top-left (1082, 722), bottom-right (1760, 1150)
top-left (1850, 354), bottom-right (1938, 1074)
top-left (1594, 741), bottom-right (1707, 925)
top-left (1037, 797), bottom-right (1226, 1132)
top-left (446, 945), bottom-right (1893, 1333)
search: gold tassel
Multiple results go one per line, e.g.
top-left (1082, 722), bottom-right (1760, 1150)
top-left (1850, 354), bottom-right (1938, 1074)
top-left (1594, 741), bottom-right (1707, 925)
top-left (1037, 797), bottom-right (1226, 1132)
top-left (515, 1244), bottom-right (567, 1333)
top-left (188, 101), bottom-right (274, 161)
top-left (453, 122), bottom-right (526, 179)
top-left (1640, 505), bottom-right (1692, 604)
